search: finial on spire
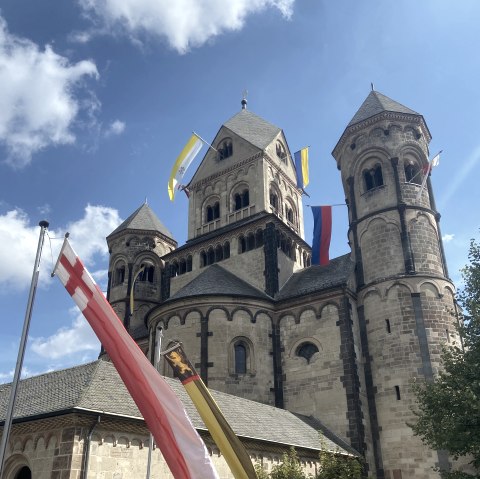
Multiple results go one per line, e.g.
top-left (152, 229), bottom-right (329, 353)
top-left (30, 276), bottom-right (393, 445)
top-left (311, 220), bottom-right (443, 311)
top-left (145, 197), bottom-right (148, 205)
top-left (241, 89), bottom-right (248, 110)
top-left (371, 82), bottom-right (375, 91)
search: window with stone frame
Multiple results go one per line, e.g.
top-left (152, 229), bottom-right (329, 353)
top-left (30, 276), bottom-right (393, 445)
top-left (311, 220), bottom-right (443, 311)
top-left (113, 262), bottom-right (126, 286)
top-left (230, 337), bottom-right (254, 375)
top-left (363, 164), bottom-right (384, 191)
top-left (404, 161), bottom-right (422, 185)
top-left (233, 189), bottom-right (249, 211)
top-left (138, 263), bottom-right (155, 282)
top-left (296, 341), bottom-right (319, 363)
top-left (205, 198), bottom-right (220, 223)
top-left (218, 138), bottom-right (233, 160)
top-left (276, 140), bottom-right (287, 164)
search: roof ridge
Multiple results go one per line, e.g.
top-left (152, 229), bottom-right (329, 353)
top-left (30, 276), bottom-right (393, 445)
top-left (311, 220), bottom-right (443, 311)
top-left (75, 359), bottom-right (105, 407)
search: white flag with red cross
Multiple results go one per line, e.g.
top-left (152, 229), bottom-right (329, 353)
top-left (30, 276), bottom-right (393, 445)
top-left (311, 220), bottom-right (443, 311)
top-left (53, 238), bottom-right (218, 479)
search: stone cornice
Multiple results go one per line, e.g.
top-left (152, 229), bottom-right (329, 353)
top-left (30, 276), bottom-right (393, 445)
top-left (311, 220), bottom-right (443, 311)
top-left (332, 111), bottom-right (431, 159)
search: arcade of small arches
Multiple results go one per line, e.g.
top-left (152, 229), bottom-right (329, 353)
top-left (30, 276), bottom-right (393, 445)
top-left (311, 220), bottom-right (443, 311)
top-left (202, 186), bottom-right (250, 225)
top-left (359, 156), bottom-right (426, 194)
top-left (111, 259), bottom-right (158, 287)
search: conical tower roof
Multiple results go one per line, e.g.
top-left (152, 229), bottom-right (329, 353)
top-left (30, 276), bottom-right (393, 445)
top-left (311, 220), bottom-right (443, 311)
top-left (107, 203), bottom-right (174, 240)
top-left (223, 109), bottom-right (282, 150)
top-left (348, 90), bottom-right (419, 127)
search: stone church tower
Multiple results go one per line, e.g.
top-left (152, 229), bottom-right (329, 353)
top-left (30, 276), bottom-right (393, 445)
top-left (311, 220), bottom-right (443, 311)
top-left (332, 91), bottom-right (457, 478)
top-left (102, 92), bottom-right (457, 478)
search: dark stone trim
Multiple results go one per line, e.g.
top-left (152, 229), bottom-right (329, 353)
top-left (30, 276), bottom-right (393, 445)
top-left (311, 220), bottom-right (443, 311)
top-left (357, 305), bottom-right (385, 479)
top-left (338, 295), bottom-right (366, 458)
top-left (390, 157), bottom-right (403, 203)
top-left (411, 293), bottom-right (433, 380)
top-left (398, 204), bottom-right (415, 274)
top-left (106, 271), bottom-right (112, 302)
top-left (270, 321), bottom-right (284, 408)
top-left (264, 222), bottom-right (279, 297)
top-left (124, 263), bottom-right (133, 329)
top-left (411, 293), bottom-right (450, 471)
top-left (199, 314), bottom-right (210, 385)
top-left (347, 177), bottom-right (364, 287)
top-left (161, 263), bottom-right (171, 301)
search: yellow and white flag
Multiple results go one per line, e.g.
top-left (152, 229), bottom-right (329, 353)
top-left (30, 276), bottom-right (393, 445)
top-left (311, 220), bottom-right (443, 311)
top-left (168, 134), bottom-right (203, 201)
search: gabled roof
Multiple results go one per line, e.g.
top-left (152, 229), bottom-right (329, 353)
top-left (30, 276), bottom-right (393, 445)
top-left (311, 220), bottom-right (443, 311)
top-left (107, 203), bottom-right (174, 240)
top-left (0, 360), bottom-right (353, 454)
top-left (347, 90), bottom-right (419, 127)
top-left (223, 109), bottom-right (282, 150)
top-left (275, 254), bottom-right (354, 301)
top-left (168, 264), bottom-right (270, 301)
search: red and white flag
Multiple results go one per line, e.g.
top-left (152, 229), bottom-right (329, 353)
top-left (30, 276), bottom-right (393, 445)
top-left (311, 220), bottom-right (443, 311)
top-left (53, 238), bottom-right (218, 479)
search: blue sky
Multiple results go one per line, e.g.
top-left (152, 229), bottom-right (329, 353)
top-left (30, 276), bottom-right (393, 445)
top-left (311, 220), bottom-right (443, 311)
top-left (1, 0), bottom-right (480, 382)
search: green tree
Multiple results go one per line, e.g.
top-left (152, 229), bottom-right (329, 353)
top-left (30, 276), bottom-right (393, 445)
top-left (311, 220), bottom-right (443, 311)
top-left (253, 446), bottom-right (363, 479)
top-left (412, 238), bottom-right (480, 478)
top-left (317, 448), bottom-right (363, 479)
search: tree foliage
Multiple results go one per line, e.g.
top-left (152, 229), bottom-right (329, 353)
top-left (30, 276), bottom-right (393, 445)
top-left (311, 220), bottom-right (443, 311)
top-left (254, 446), bottom-right (362, 479)
top-left (412, 238), bottom-right (480, 478)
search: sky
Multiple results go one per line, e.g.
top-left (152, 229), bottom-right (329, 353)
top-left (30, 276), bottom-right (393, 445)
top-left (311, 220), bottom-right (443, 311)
top-left (1, 0), bottom-right (480, 383)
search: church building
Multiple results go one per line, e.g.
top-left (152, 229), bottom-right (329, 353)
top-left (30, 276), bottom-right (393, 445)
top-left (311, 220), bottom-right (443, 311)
top-left (1, 91), bottom-right (458, 478)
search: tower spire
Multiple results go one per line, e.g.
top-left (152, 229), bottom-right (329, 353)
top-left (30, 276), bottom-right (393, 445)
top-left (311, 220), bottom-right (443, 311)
top-left (241, 89), bottom-right (248, 110)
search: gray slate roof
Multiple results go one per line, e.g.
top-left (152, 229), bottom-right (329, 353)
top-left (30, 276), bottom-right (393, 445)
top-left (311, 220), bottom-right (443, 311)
top-left (0, 360), bottom-right (352, 454)
top-left (107, 203), bottom-right (174, 240)
top-left (276, 254), bottom-right (354, 301)
top-left (169, 264), bottom-right (270, 302)
top-left (348, 91), bottom-right (419, 127)
top-left (223, 109), bottom-right (281, 150)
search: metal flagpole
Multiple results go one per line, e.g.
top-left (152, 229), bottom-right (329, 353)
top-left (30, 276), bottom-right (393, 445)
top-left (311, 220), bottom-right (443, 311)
top-left (0, 220), bottom-right (49, 477)
top-left (146, 325), bottom-right (164, 479)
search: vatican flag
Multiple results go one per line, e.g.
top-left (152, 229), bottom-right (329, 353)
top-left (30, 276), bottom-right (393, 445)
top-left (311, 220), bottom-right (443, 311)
top-left (168, 134), bottom-right (203, 201)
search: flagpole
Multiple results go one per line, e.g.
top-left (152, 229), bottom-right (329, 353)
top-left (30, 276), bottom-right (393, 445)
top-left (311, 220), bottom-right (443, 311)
top-left (146, 325), bottom-right (163, 479)
top-left (0, 220), bottom-right (49, 477)
top-left (193, 131), bottom-right (218, 152)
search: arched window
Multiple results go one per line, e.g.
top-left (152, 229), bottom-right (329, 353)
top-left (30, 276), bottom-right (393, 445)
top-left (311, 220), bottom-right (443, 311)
top-left (205, 200), bottom-right (220, 223)
top-left (179, 259), bottom-right (186, 275)
top-left (405, 162), bottom-right (422, 185)
top-left (15, 466), bottom-right (32, 479)
top-left (247, 233), bottom-right (255, 251)
top-left (269, 190), bottom-right (278, 211)
top-left (218, 139), bottom-right (233, 160)
top-left (139, 264), bottom-right (155, 282)
top-left (215, 244), bottom-right (224, 262)
top-left (223, 242), bottom-right (230, 259)
top-left (255, 229), bottom-right (264, 248)
top-left (296, 342), bottom-right (319, 363)
top-left (200, 251), bottom-right (207, 268)
top-left (207, 247), bottom-right (215, 265)
top-left (186, 255), bottom-right (193, 272)
top-left (170, 261), bottom-right (179, 277)
top-left (114, 264), bottom-right (125, 285)
top-left (238, 235), bottom-right (247, 254)
top-left (364, 164), bottom-right (384, 191)
top-left (234, 343), bottom-right (247, 374)
top-left (234, 189), bottom-right (249, 211)
top-left (276, 141), bottom-right (287, 164)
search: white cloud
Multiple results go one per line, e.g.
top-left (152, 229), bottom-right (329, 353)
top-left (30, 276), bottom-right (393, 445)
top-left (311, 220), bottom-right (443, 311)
top-left (0, 205), bottom-right (121, 293)
top-left (104, 119), bottom-right (126, 137)
top-left (0, 16), bottom-right (99, 167)
top-left (78, 0), bottom-right (295, 53)
top-left (442, 233), bottom-right (455, 243)
top-left (31, 308), bottom-right (100, 360)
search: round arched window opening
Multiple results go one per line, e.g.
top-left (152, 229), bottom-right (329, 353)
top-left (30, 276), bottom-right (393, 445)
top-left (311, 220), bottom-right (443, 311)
top-left (296, 342), bottom-right (319, 363)
top-left (15, 466), bottom-right (32, 479)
